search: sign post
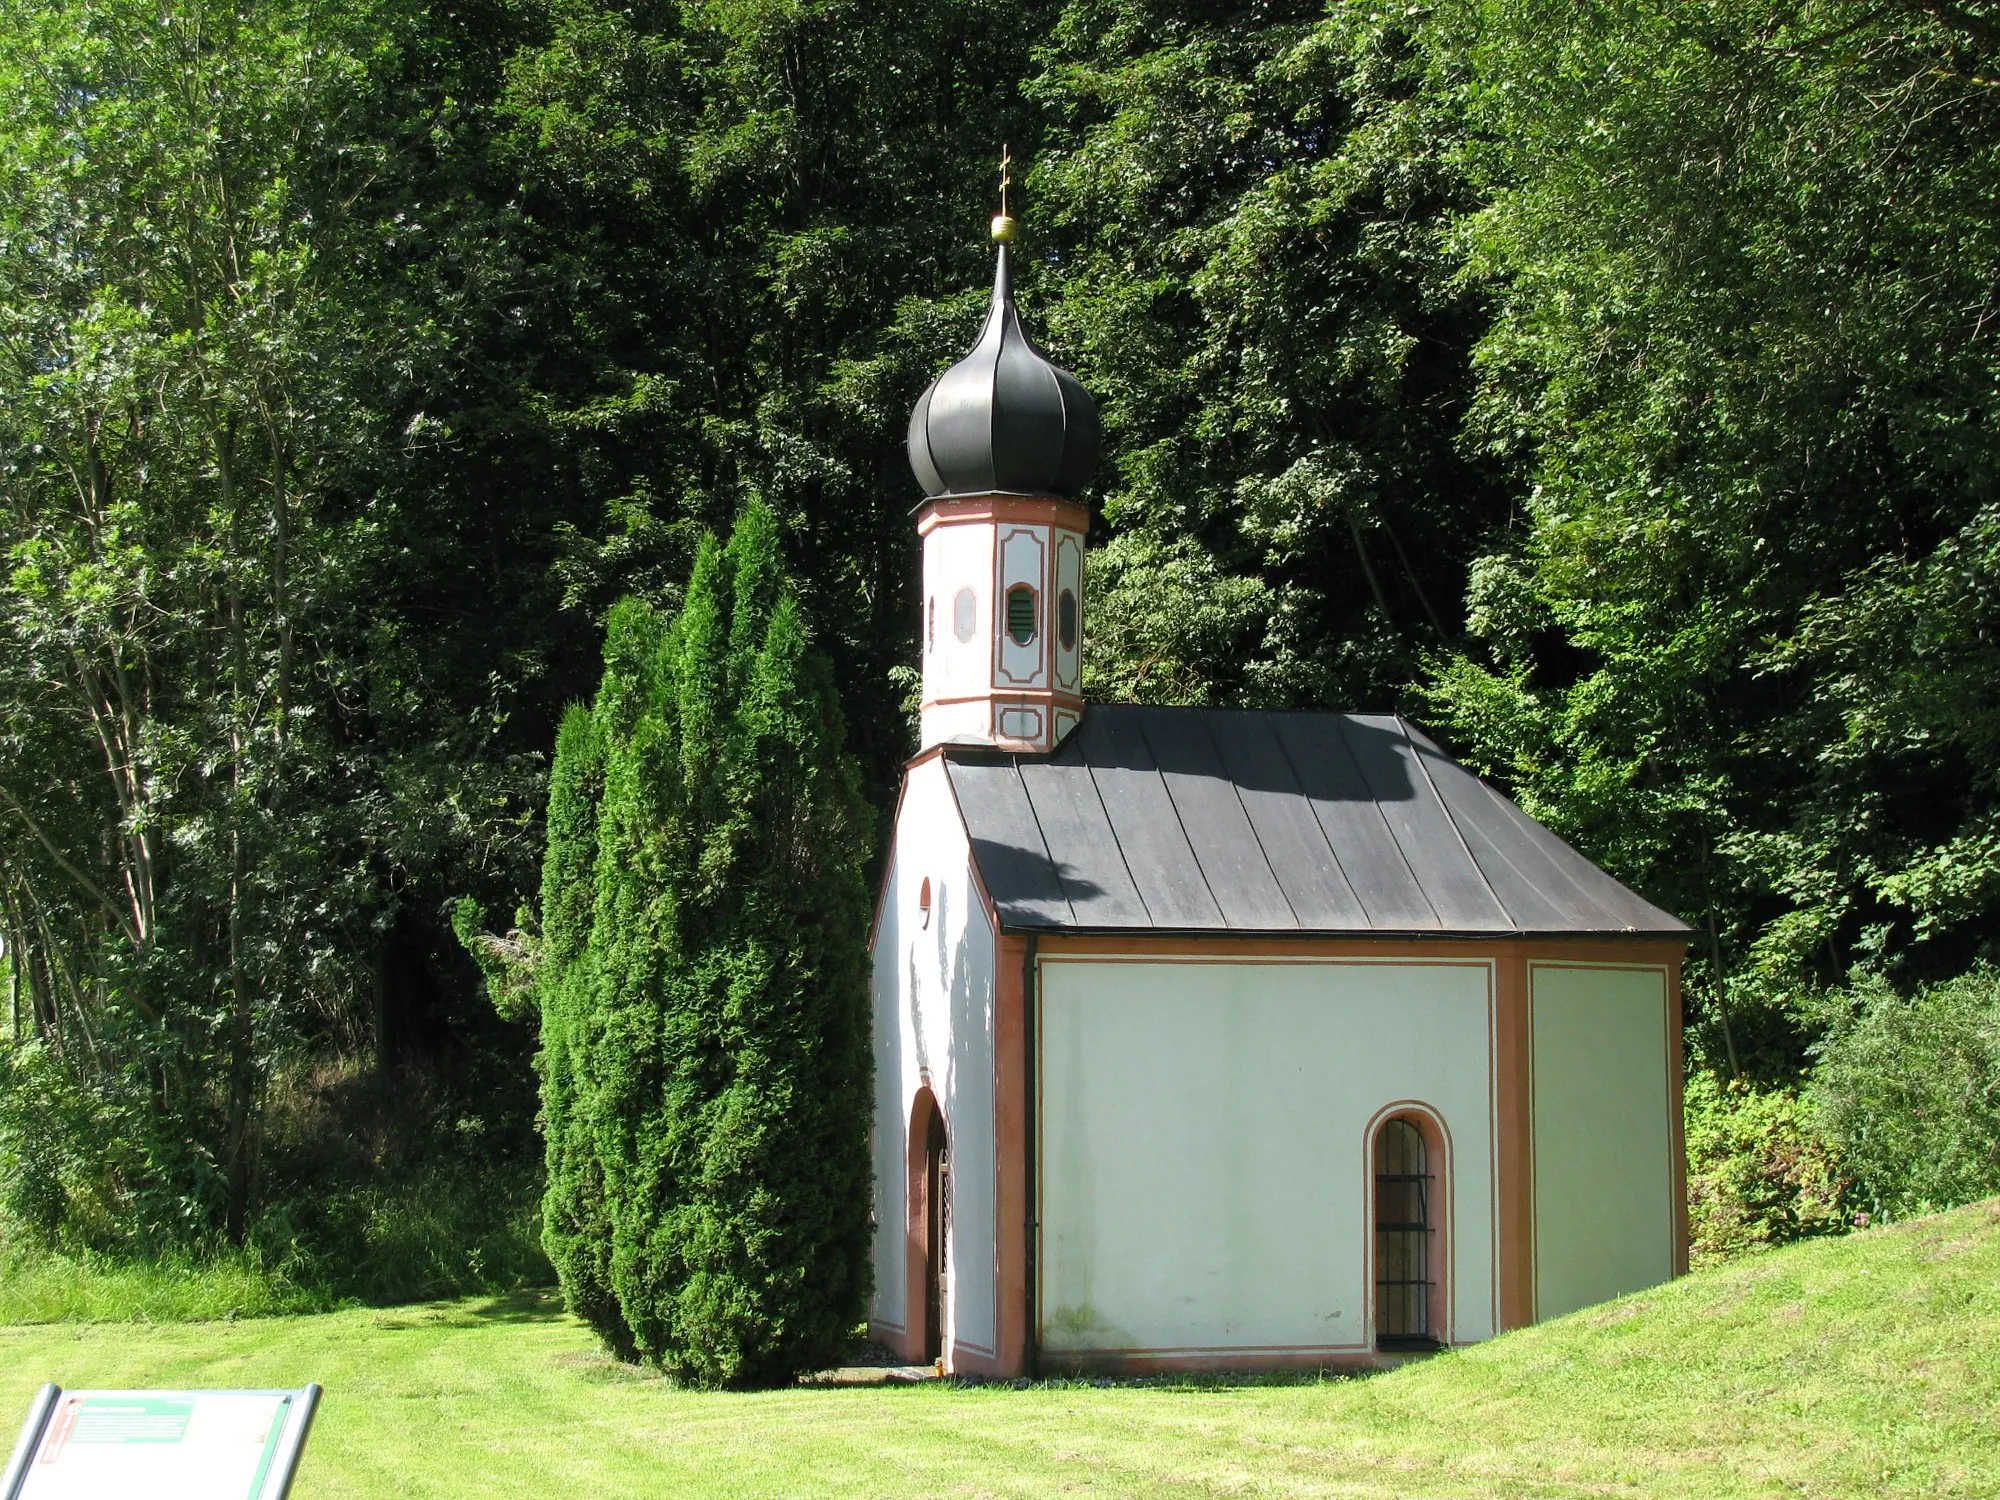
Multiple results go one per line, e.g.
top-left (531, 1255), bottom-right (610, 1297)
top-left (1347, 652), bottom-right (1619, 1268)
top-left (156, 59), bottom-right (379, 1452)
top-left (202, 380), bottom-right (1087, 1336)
top-left (1, 1385), bottom-right (319, 1500)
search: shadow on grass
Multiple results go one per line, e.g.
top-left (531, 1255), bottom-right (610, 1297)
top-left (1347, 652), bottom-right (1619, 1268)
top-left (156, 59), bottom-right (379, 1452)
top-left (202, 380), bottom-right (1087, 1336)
top-left (454, 1289), bottom-right (567, 1325)
top-left (369, 1289), bottom-right (568, 1331)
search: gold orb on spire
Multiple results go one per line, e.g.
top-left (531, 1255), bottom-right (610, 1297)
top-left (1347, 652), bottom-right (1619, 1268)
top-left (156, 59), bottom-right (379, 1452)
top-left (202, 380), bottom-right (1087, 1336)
top-left (992, 143), bottom-right (1017, 243)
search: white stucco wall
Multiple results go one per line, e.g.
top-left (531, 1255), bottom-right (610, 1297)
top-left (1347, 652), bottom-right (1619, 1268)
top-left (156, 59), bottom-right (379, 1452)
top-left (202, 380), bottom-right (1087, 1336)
top-left (869, 757), bottom-right (999, 1360)
top-left (920, 514), bottom-right (1085, 753)
top-left (1530, 962), bottom-right (1675, 1320)
top-left (921, 520), bottom-right (995, 715)
top-left (1037, 957), bottom-right (1497, 1359)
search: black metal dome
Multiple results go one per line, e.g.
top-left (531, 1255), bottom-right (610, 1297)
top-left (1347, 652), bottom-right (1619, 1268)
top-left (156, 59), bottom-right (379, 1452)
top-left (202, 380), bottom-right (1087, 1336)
top-left (907, 245), bottom-right (1100, 501)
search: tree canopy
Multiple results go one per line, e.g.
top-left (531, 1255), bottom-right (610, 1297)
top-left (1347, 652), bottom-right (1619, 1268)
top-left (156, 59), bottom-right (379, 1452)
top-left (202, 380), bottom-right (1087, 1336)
top-left (5, 0), bottom-right (2000, 1263)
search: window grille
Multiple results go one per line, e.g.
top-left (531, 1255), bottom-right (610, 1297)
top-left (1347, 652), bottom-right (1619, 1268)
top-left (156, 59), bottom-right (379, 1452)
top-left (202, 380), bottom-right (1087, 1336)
top-left (1375, 1118), bottom-right (1438, 1349)
top-left (924, 1108), bottom-right (951, 1362)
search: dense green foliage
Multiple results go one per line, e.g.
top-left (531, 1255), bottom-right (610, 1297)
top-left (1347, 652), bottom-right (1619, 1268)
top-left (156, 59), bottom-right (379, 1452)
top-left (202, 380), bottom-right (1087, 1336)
top-left (8, 0), bottom-right (2000, 1274)
top-left (1026, 2), bottom-right (1501, 709)
top-left (0, 0), bottom-right (1030, 1269)
top-left (1426, 0), bottom-right (2000, 1068)
top-left (0, 0), bottom-right (547, 1276)
top-left (524, 501), bottom-right (873, 1386)
top-left (1810, 966), bottom-right (2000, 1220)
top-left (1682, 1073), bottom-right (1847, 1268)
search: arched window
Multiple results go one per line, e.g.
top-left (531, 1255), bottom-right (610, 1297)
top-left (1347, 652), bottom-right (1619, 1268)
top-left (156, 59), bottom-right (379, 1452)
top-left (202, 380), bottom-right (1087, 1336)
top-left (927, 596), bottom-right (935, 652)
top-left (918, 877), bottom-right (933, 930)
top-left (1058, 588), bottom-right (1078, 652)
top-left (1374, 1116), bottom-right (1442, 1350)
top-left (1006, 584), bottom-right (1037, 645)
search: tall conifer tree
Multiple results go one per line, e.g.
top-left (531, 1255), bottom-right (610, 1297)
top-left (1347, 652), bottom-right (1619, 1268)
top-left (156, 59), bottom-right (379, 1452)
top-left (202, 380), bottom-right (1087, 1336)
top-left (534, 499), bottom-right (873, 1386)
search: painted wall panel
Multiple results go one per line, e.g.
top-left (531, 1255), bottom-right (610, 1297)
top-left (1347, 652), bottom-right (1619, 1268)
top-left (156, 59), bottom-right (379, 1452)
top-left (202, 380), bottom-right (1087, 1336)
top-left (994, 526), bottom-right (1049, 688)
top-left (921, 522), bottom-right (994, 708)
top-left (1038, 958), bottom-right (1496, 1356)
top-left (1530, 963), bottom-right (1674, 1320)
top-left (869, 759), bottom-right (999, 1359)
top-left (1054, 532), bottom-right (1083, 693)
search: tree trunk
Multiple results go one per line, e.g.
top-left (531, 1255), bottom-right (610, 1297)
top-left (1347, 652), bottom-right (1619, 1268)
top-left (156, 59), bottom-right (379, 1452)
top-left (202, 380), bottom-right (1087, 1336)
top-left (220, 436), bottom-right (258, 1246)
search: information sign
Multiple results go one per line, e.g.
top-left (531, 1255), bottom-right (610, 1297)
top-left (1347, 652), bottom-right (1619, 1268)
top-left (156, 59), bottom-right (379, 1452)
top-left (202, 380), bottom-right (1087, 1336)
top-left (1, 1384), bottom-right (318, 1500)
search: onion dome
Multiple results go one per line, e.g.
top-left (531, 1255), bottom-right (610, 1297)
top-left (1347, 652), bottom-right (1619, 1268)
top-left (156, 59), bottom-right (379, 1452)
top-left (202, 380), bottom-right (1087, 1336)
top-left (907, 243), bottom-right (1100, 501)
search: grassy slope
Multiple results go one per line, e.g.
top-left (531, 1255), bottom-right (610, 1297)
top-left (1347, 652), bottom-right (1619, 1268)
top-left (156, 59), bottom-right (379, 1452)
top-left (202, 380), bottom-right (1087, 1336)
top-left (0, 1201), bottom-right (1995, 1498)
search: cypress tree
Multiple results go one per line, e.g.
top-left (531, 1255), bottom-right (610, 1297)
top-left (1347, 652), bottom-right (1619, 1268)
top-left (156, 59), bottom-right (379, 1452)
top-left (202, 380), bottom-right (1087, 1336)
top-left (533, 499), bottom-right (873, 1386)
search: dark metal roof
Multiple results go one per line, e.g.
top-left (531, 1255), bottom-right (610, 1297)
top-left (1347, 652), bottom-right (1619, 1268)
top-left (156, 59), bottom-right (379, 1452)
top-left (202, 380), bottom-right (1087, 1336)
top-left (907, 245), bottom-right (1100, 502)
top-left (942, 706), bottom-right (1689, 937)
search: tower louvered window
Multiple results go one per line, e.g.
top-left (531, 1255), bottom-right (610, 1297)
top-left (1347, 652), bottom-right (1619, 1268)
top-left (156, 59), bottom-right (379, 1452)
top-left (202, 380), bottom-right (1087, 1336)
top-left (1006, 585), bottom-right (1037, 645)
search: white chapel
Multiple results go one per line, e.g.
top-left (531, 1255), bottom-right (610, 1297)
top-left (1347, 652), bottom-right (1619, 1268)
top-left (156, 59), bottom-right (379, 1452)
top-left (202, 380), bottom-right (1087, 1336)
top-left (868, 217), bottom-right (1691, 1377)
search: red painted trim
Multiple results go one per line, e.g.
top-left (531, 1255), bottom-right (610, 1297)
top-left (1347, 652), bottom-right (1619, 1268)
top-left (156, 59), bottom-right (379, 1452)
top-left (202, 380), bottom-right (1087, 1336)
top-left (920, 688), bottom-right (1083, 710)
top-left (1039, 1348), bottom-right (1383, 1376)
top-left (949, 1343), bottom-right (1007, 1377)
top-left (1495, 946), bottom-right (1534, 1331)
top-left (1031, 933), bottom-right (1690, 964)
top-left (1666, 954), bottom-right (1689, 1277)
top-left (992, 932), bottom-right (1031, 1376)
top-left (917, 495), bottom-right (1090, 536)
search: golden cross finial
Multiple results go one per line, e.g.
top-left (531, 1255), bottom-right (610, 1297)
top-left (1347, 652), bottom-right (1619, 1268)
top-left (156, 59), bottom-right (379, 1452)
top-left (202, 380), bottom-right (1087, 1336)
top-left (992, 145), bottom-right (1017, 243)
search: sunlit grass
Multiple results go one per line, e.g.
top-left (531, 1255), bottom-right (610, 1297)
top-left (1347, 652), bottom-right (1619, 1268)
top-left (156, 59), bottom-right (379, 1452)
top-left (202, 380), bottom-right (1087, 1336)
top-left (0, 1239), bottom-right (333, 1323)
top-left (0, 1199), bottom-right (1994, 1496)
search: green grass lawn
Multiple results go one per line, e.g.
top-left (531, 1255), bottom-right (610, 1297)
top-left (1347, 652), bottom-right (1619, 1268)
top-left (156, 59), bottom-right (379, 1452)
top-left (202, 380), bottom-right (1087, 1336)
top-left (2, 1201), bottom-right (1996, 1498)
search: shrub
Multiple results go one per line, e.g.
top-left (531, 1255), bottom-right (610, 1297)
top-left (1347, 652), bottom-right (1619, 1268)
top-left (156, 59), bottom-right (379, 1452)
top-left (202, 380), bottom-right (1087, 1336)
top-left (0, 1040), bottom-right (148, 1251)
top-left (525, 498), bottom-right (874, 1387)
top-left (1808, 965), bottom-right (2000, 1219)
top-left (1683, 1072), bottom-right (1848, 1267)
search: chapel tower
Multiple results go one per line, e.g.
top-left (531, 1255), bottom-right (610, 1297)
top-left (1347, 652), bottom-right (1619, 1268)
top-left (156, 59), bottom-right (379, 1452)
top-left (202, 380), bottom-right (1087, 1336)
top-left (906, 178), bottom-right (1100, 753)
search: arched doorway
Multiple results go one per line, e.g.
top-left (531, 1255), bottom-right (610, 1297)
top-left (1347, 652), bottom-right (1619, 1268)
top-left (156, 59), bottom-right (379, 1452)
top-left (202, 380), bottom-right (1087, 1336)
top-left (1373, 1111), bottom-right (1447, 1351)
top-left (906, 1088), bottom-right (950, 1364)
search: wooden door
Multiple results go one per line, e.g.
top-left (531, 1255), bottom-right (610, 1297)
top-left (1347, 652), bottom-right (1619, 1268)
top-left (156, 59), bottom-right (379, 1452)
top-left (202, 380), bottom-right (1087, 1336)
top-left (924, 1109), bottom-right (950, 1363)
